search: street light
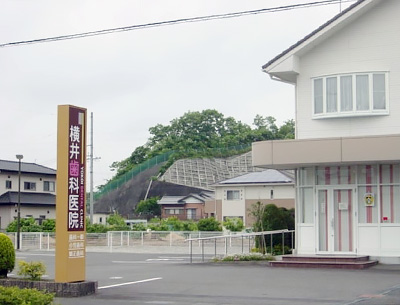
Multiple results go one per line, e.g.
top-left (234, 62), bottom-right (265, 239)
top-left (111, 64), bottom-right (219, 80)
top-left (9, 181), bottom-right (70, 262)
top-left (16, 154), bottom-right (23, 250)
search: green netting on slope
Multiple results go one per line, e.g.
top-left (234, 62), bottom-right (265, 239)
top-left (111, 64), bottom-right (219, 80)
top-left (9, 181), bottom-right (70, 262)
top-left (94, 144), bottom-right (252, 200)
top-left (94, 151), bottom-right (174, 200)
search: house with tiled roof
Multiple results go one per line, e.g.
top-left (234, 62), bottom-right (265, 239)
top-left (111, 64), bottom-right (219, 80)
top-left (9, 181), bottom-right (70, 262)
top-left (207, 170), bottom-right (295, 227)
top-left (0, 159), bottom-right (56, 229)
top-left (253, 0), bottom-right (400, 263)
top-left (158, 192), bottom-right (214, 221)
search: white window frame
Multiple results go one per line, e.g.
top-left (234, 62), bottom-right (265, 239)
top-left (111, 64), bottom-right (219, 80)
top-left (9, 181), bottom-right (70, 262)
top-left (226, 190), bottom-right (240, 201)
top-left (24, 182), bottom-right (36, 191)
top-left (312, 72), bottom-right (389, 119)
top-left (5, 180), bottom-right (12, 189)
top-left (43, 181), bottom-right (55, 192)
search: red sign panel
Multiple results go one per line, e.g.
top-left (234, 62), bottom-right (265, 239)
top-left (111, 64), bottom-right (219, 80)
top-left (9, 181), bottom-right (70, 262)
top-left (67, 107), bottom-right (86, 231)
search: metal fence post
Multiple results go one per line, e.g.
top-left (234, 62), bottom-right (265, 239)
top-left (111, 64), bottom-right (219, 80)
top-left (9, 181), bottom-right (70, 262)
top-left (141, 231), bottom-right (144, 246)
top-left (270, 234), bottom-right (273, 255)
top-left (215, 239), bottom-right (217, 257)
top-left (190, 239), bottom-right (193, 264)
top-left (170, 232), bottom-right (172, 247)
top-left (202, 240), bottom-right (204, 262)
top-left (282, 232), bottom-right (285, 255)
top-left (39, 233), bottom-right (42, 250)
top-left (47, 233), bottom-right (50, 251)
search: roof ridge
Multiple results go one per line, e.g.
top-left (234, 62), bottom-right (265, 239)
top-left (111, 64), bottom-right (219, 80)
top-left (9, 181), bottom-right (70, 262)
top-left (262, 0), bottom-right (368, 70)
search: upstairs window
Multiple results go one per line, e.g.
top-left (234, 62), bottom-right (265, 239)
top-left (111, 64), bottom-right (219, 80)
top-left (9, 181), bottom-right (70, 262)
top-left (43, 181), bottom-right (55, 192)
top-left (313, 72), bottom-right (388, 118)
top-left (24, 182), bottom-right (36, 191)
top-left (226, 190), bottom-right (240, 200)
top-left (5, 180), bottom-right (12, 189)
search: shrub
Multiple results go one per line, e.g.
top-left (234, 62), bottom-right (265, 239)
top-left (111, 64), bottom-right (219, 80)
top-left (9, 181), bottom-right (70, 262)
top-left (212, 253), bottom-right (275, 262)
top-left (0, 233), bottom-right (15, 278)
top-left (197, 217), bottom-right (222, 231)
top-left (17, 260), bottom-right (46, 281)
top-left (223, 217), bottom-right (244, 232)
top-left (0, 286), bottom-right (54, 305)
top-left (6, 217), bottom-right (42, 232)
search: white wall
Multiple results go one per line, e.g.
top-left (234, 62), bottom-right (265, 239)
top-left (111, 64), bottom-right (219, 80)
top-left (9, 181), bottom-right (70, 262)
top-left (296, 0), bottom-right (400, 140)
top-left (245, 185), bottom-right (295, 200)
top-left (218, 184), bottom-right (295, 224)
top-left (0, 172), bottom-right (56, 195)
top-left (0, 205), bottom-right (55, 230)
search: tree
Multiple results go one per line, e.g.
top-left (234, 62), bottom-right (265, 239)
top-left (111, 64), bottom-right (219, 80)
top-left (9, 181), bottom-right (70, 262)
top-left (103, 110), bottom-right (294, 190)
top-left (249, 203), bottom-right (295, 253)
top-left (6, 218), bottom-right (42, 233)
top-left (223, 217), bottom-right (244, 232)
top-left (106, 212), bottom-right (129, 231)
top-left (0, 233), bottom-right (15, 278)
top-left (277, 119), bottom-right (295, 139)
top-left (41, 219), bottom-right (56, 232)
top-left (197, 217), bottom-right (222, 231)
top-left (135, 197), bottom-right (161, 218)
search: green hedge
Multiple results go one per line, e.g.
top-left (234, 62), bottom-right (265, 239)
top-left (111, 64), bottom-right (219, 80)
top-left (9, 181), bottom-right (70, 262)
top-left (0, 286), bottom-right (54, 305)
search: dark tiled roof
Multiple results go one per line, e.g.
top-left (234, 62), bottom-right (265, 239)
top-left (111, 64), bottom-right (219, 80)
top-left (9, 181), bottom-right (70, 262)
top-left (262, 0), bottom-right (367, 70)
top-left (0, 191), bottom-right (55, 206)
top-left (0, 159), bottom-right (56, 175)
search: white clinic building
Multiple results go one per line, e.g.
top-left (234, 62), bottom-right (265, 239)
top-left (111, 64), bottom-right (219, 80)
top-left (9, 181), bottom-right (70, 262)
top-left (253, 0), bottom-right (400, 263)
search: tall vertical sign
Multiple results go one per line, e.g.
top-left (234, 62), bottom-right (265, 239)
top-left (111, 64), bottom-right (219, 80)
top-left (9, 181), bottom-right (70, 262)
top-left (56, 105), bottom-right (87, 283)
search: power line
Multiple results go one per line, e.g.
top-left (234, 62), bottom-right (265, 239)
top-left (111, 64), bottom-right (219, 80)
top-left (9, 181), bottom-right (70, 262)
top-left (0, 0), bottom-right (355, 48)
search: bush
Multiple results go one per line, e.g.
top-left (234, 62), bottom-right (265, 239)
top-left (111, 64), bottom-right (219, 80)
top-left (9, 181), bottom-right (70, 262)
top-left (0, 233), bottom-right (15, 278)
top-left (212, 253), bottom-right (274, 262)
top-left (0, 286), bottom-right (54, 305)
top-left (197, 217), bottom-right (222, 231)
top-left (223, 217), bottom-right (244, 232)
top-left (17, 260), bottom-right (46, 281)
top-left (6, 217), bottom-right (42, 233)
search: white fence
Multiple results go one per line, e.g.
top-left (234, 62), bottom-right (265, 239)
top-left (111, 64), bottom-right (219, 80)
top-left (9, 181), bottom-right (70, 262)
top-left (6, 231), bottom-right (257, 254)
top-left (6, 230), bottom-right (295, 258)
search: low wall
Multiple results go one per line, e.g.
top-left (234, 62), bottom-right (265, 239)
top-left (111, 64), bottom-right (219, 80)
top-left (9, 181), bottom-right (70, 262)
top-left (0, 278), bottom-right (97, 297)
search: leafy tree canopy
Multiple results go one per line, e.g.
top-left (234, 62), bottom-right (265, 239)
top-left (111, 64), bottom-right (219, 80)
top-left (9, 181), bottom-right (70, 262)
top-left (135, 197), bottom-right (161, 218)
top-left (107, 110), bottom-right (294, 180)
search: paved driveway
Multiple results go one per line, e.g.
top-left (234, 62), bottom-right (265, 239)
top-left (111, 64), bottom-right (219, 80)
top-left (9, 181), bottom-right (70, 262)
top-left (13, 251), bottom-right (400, 305)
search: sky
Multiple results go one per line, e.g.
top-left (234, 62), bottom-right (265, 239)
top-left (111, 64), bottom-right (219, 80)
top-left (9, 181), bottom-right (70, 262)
top-left (0, 0), bottom-right (355, 189)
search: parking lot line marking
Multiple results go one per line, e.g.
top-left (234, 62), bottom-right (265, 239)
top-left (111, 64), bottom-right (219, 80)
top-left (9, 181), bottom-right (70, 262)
top-left (98, 277), bottom-right (162, 290)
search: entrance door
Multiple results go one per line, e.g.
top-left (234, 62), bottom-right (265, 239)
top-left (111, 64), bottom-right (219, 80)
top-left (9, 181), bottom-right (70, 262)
top-left (317, 187), bottom-right (355, 253)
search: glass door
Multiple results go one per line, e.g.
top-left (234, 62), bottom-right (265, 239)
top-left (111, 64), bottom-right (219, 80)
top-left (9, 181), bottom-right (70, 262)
top-left (317, 187), bottom-right (355, 253)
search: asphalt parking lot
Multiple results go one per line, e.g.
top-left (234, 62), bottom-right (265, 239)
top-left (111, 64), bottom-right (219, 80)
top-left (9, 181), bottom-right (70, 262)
top-left (12, 250), bottom-right (400, 305)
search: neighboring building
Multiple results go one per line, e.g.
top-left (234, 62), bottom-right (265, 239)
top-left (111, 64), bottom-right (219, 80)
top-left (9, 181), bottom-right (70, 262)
top-left (158, 192), bottom-right (214, 221)
top-left (253, 0), bottom-right (400, 262)
top-left (92, 213), bottom-right (110, 225)
top-left (207, 170), bottom-right (295, 227)
top-left (0, 159), bottom-right (56, 229)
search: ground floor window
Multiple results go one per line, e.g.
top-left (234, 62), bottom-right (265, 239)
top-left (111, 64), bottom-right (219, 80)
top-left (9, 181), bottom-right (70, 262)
top-left (299, 164), bottom-right (400, 224)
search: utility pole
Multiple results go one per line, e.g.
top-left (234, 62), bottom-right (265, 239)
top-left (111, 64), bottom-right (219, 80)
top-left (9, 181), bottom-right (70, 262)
top-left (90, 112), bottom-right (94, 224)
top-left (88, 112), bottom-right (100, 224)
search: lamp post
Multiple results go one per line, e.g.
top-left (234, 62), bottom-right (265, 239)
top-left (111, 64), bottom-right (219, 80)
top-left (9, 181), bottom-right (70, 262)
top-left (16, 154), bottom-right (23, 250)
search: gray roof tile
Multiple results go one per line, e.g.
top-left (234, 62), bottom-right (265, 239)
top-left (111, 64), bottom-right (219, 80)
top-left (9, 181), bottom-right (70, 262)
top-left (0, 159), bottom-right (56, 175)
top-left (0, 191), bottom-right (55, 206)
